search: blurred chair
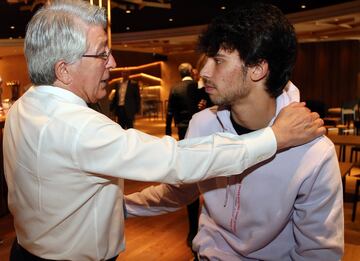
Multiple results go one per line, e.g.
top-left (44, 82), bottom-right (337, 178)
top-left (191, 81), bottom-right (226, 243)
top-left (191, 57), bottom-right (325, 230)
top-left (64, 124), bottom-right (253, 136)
top-left (351, 146), bottom-right (360, 163)
top-left (341, 99), bottom-right (359, 125)
top-left (350, 121), bottom-right (360, 163)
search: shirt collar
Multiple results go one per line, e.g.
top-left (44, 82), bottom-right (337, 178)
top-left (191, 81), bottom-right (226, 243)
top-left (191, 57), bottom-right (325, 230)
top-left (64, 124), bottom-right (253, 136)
top-left (182, 76), bottom-right (193, 81)
top-left (32, 85), bottom-right (88, 107)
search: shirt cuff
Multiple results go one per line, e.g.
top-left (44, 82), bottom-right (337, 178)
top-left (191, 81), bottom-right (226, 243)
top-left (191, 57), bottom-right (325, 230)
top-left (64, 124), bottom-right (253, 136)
top-left (243, 127), bottom-right (277, 166)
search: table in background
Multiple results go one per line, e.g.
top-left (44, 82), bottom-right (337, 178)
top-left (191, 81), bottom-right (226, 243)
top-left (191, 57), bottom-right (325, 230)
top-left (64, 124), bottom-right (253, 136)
top-left (327, 134), bottom-right (360, 162)
top-left (339, 162), bottom-right (354, 198)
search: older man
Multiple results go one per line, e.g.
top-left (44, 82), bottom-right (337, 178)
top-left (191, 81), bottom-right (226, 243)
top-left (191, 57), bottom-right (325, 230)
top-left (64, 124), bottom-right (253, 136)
top-left (4, 1), bottom-right (324, 260)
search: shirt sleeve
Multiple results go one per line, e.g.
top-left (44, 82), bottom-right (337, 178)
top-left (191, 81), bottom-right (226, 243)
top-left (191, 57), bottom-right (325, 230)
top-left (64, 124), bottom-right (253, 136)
top-left (125, 183), bottom-right (200, 217)
top-left (75, 115), bottom-right (277, 184)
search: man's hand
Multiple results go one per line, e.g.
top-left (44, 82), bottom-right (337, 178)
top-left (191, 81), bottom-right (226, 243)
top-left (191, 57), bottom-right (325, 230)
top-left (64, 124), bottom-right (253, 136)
top-left (271, 102), bottom-right (325, 150)
top-left (198, 99), bottom-right (207, 111)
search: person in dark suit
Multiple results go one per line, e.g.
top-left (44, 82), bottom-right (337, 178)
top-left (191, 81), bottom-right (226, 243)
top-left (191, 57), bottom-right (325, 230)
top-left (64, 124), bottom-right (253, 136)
top-left (165, 62), bottom-right (203, 249)
top-left (110, 71), bottom-right (140, 129)
top-left (166, 63), bottom-right (201, 138)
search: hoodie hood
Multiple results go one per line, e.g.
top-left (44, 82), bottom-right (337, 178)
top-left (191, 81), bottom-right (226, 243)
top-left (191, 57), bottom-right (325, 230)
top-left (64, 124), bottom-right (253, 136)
top-left (215, 81), bottom-right (300, 131)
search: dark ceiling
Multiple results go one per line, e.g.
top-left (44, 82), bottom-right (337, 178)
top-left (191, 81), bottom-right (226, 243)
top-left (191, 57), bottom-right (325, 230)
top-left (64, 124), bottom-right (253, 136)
top-left (0, 0), bottom-right (356, 39)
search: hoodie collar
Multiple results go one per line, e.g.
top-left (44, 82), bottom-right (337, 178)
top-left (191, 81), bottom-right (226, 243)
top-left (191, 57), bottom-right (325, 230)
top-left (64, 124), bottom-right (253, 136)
top-left (216, 81), bottom-right (300, 130)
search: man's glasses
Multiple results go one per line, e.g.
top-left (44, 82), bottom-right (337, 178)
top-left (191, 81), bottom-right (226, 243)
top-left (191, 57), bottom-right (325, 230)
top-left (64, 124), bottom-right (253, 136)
top-left (82, 49), bottom-right (112, 62)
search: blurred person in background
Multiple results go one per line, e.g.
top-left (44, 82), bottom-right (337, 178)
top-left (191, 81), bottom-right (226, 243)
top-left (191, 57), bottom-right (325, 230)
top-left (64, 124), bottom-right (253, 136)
top-left (165, 62), bottom-right (200, 139)
top-left (110, 70), bottom-right (140, 129)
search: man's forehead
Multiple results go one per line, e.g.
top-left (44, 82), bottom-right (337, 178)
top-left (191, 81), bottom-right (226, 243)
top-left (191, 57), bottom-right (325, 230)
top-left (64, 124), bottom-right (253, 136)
top-left (216, 48), bottom-right (240, 57)
top-left (87, 26), bottom-right (108, 47)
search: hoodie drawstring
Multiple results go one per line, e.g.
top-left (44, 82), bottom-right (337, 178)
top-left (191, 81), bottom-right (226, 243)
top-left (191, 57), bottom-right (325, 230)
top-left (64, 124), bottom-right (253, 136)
top-left (216, 114), bottom-right (231, 208)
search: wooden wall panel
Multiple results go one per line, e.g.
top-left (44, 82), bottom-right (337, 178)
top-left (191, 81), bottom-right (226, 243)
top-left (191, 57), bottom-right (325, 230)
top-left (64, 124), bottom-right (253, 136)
top-left (292, 40), bottom-right (360, 108)
top-left (1, 40), bottom-right (359, 111)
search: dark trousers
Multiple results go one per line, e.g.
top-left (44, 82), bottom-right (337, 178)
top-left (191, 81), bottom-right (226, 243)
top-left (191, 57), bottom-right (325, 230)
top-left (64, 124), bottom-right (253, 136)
top-left (177, 126), bottom-right (188, 141)
top-left (186, 198), bottom-right (200, 249)
top-left (10, 239), bottom-right (118, 261)
top-left (115, 106), bottom-right (134, 129)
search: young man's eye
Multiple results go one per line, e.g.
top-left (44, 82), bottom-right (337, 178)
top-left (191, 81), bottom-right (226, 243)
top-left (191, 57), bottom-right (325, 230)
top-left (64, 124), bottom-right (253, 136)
top-left (214, 59), bottom-right (222, 64)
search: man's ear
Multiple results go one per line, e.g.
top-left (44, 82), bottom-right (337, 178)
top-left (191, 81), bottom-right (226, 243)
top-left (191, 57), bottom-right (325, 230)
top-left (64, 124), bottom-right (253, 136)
top-left (250, 60), bottom-right (269, 82)
top-left (54, 60), bottom-right (72, 85)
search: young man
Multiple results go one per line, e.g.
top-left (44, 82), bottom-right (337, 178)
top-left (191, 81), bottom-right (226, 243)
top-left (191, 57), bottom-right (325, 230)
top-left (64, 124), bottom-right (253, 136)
top-left (125, 3), bottom-right (343, 260)
top-left (3, 1), bottom-right (324, 260)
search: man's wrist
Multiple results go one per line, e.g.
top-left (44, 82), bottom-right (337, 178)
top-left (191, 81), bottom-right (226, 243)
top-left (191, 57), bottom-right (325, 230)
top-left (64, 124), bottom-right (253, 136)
top-left (271, 125), bottom-right (285, 150)
top-left (243, 127), bottom-right (277, 164)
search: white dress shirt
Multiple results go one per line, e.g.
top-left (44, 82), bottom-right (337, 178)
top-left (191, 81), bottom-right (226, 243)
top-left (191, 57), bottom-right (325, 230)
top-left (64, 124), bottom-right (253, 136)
top-left (4, 85), bottom-right (276, 260)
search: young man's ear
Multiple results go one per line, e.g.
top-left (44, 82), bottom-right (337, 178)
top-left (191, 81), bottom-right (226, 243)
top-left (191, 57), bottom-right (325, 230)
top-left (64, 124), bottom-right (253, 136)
top-left (250, 60), bottom-right (269, 82)
top-left (54, 60), bottom-right (72, 85)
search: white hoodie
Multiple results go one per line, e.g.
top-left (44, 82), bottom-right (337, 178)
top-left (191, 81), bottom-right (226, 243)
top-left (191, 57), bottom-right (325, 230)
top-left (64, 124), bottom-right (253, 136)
top-left (125, 83), bottom-right (344, 260)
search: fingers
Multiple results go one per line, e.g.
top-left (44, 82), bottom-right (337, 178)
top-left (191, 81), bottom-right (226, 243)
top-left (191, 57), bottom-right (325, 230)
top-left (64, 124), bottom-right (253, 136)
top-left (303, 112), bottom-right (321, 129)
top-left (272, 102), bottom-right (326, 150)
top-left (311, 112), bottom-right (320, 121)
top-left (198, 99), bottom-right (207, 110)
top-left (302, 114), bottom-right (326, 144)
top-left (312, 118), bottom-right (326, 135)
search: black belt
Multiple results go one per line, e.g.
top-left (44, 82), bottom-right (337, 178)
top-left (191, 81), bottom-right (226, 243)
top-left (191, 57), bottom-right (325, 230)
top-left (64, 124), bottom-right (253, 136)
top-left (10, 238), bottom-right (118, 261)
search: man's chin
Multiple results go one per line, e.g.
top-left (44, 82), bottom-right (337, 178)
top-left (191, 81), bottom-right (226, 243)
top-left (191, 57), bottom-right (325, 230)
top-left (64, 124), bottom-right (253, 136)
top-left (209, 97), bottom-right (224, 106)
top-left (94, 89), bottom-right (107, 102)
top-left (208, 95), bottom-right (219, 105)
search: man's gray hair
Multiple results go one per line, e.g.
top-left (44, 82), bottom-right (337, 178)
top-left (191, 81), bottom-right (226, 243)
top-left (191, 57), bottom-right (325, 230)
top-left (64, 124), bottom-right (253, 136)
top-left (178, 63), bottom-right (193, 78)
top-left (25, 0), bottom-right (107, 85)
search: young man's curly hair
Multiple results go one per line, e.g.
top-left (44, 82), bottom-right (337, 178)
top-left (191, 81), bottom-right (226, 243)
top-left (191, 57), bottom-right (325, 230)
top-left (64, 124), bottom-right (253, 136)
top-left (198, 2), bottom-right (297, 98)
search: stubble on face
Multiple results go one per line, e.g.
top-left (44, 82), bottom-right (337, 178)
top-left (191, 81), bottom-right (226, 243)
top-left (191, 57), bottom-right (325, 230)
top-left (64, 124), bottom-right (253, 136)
top-left (204, 60), bottom-right (250, 106)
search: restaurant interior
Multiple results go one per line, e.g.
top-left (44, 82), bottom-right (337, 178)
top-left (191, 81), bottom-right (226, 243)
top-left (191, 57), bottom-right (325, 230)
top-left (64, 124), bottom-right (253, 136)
top-left (0, 0), bottom-right (360, 260)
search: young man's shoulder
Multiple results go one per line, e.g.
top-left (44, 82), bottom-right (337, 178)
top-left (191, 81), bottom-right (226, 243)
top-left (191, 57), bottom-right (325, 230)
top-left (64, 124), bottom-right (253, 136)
top-left (304, 134), bottom-right (334, 151)
top-left (290, 134), bottom-right (337, 165)
top-left (187, 106), bottom-right (224, 137)
top-left (192, 105), bottom-right (219, 122)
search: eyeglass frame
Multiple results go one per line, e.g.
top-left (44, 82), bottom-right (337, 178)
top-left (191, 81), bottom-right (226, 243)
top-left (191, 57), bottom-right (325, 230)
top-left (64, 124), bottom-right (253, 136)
top-left (82, 49), bottom-right (112, 61)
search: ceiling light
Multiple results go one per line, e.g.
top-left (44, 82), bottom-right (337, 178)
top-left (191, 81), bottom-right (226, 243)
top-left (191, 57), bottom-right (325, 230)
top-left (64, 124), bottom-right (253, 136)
top-left (126, 9), bottom-right (131, 14)
top-left (126, 27), bottom-right (130, 31)
top-left (10, 26), bottom-right (15, 30)
top-left (301, 5), bottom-right (306, 9)
top-left (221, 6), bottom-right (226, 10)
top-left (111, 61), bottom-right (162, 73)
top-left (339, 23), bottom-right (352, 29)
top-left (169, 18), bottom-right (173, 22)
